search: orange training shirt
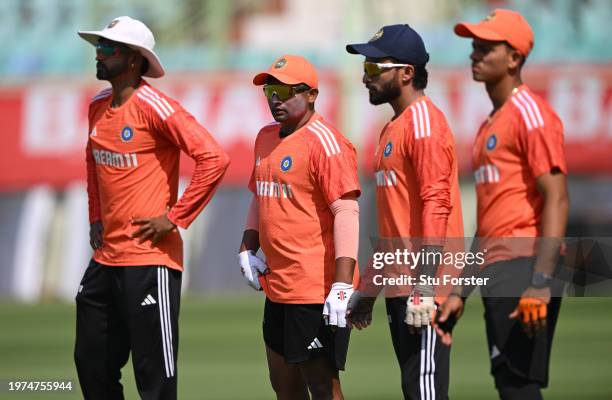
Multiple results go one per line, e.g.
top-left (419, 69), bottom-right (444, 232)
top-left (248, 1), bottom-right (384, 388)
top-left (472, 84), bottom-right (566, 264)
top-left (86, 81), bottom-right (230, 271)
top-left (248, 113), bottom-right (361, 304)
top-left (370, 96), bottom-right (464, 298)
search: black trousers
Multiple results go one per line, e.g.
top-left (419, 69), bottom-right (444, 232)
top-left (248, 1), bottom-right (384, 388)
top-left (74, 260), bottom-right (182, 400)
top-left (386, 297), bottom-right (451, 400)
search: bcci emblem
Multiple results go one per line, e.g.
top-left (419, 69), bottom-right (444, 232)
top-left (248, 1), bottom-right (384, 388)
top-left (486, 134), bottom-right (497, 150)
top-left (384, 142), bottom-right (393, 157)
top-left (107, 19), bottom-right (120, 29)
top-left (274, 58), bottom-right (287, 69)
top-left (280, 156), bottom-right (292, 172)
top-left (120, 126), bottom-right (134, 142)
top-left (484, 12), bottom-right (496, 22)
top-left (369, 28), bottom-right (384, 42)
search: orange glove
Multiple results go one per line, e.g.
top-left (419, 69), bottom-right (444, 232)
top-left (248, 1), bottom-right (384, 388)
top-left (511, 297), bottom-right (547, 337)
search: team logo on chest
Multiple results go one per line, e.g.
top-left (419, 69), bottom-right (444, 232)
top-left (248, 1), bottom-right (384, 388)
top-left (280, 156), bottom-right (292, 172)
top-left (383, 142), bottom-right (393, 157)
top-left (120, 126), bottom-right (134, 142)
top-left (486, 134), bottom-right (497, 151)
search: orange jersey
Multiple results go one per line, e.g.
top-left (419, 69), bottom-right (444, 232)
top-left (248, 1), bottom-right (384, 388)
top-left (472, 85), bottom-right (566, 264)
top-left (248, 113), bottom-right (361, 304)
top-left (87, 81), bottom-right (230, 271)
top-left (371, 97), bottom-right (464, 298)
top-left (375, 97), bottom-right (464, 239)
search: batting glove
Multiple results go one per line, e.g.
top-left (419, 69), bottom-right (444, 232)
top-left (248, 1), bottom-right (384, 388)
top-left (405, 286), bottom-right (436, 328)
top-left (323, 282), bottom-right (354, 328)
top-left (238, 250), bottom-right (268, 291)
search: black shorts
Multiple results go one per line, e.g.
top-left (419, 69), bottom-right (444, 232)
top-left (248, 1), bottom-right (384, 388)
top-left (262, 298), bottom-right (350, 370)
top-left (480, 257), bottom-right (563, 388)
top-left (386, 297), bottom-right (451, 400)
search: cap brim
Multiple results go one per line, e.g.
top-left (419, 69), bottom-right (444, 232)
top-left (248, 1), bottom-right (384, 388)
top-left (252, 71), bottom-right (303, 86)
top-left (78, 30), bottom-right (165, 78)
top-left (453, 23), bottom-right (505, 42)
top-left (345, 43), bottom-right (390, 58)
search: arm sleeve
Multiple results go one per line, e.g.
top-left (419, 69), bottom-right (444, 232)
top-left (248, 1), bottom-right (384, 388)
top-left (310, 137), bottom-right (361, 205)
top-left (85, 104), bottom-right (101, 224)
top-left (86, 137), bottom-right (101, 224)
top-left (244, 195), bottom-right (259, 231)
top-left (519, 115), bottom-right (567, 178)
top-left (159, 106), bottom-right (231, 229)
top-left (329, 198), bottom-right (359, 260)
top-left (407, 116), bottom-right (453, 240)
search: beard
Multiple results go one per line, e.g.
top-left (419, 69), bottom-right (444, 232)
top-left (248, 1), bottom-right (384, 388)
top-left (368, 79), bottom-right (401, 105)
top-left (96, 60), bottom-right (128, 81)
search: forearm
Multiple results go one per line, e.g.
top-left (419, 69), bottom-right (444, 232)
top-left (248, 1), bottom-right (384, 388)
top-left (533, 194), bottom-right (569, 275)
top-left (421, 200), bottom-right (450, 244)
top-left (240, 229), bottom-right (260, 253)
top-left (86, 142), bottom-right (101, 224)
top-left (168, 150), bottom-right (230, 228)
top-left (335, 257), bottom-right (356, 284)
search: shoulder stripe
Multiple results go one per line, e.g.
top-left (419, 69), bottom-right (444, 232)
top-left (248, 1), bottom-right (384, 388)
top-left (307, 125), bottom-right (332, 156)
top-left (411, 100), bottom-right (431, 139)
top-left (91, 87), bottom-right (112, 102)
top-left (313, 120), bottom-right (341, 154)
top-left (308, 120), bottom-right (342, 157)
top-left (515, 92), bottom-right (539, 129)
top-left (518, 91), bottom-right (544, 126)
top-left (420, 101), bottom-right (431, 137)
top-left (410, 106), bottom-right (419, 139)
top-left (512, 90), bottom-right (545, 131)
top-left (416, 102), bottom-right (426, 138)
top-left (142, 86), bottom-right (175, 117)
top-left (510, 97), bottom-right (534, 130)
top-left (137, 92), bottom-right (170, 120)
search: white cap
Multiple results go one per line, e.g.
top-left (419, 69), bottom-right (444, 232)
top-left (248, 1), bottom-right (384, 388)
top-left (78, 16), bottom-right (164, 78)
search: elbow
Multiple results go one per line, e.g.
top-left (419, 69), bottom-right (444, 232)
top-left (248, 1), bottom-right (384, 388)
top-left (219, 151), bottom-right (231, 171)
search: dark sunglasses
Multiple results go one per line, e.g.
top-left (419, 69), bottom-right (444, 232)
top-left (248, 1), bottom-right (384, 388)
top-left (95, 42), bottom-right (129, 57)
top-left (263, 84), bottom-right (310, 102)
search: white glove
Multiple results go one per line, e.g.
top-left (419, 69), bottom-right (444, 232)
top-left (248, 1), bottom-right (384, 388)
top-left (323, 282), bottom-right (354, 328)
top-left (404, 290), bottom-right (436, 328)
top-left (238, 250), bottom-right (269, 291)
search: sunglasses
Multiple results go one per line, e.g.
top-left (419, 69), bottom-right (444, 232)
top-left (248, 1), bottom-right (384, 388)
top-left (95, 42), bottom-right (128, 57)
top-left (263, 84), bottom-right (310, 102)
top-left (363, 62), bottom-right (410, 77)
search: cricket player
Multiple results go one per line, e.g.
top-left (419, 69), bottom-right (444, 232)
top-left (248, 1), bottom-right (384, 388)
top-left (75, 16), bottom-right (230, 399)
top-left (435, 9), bottom-right (569, 400)
top-left (238, 55), bottom-right (360, 400)
top-left (345, 25), bottom-right (464, 399)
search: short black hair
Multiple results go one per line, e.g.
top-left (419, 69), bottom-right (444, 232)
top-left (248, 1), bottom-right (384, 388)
top-left (412, 64), bottom-right (428, 90)
top-left (387, 57), bottom-right (428, 90)
top-left (140, 57), bottom-right (149, 76)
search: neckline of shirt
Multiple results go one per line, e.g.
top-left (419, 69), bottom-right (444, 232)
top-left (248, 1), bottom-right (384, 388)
top-left (487, 84), bottom-right (528, 125)
top-left (105, 80), bottom-right (149, 114)
top-left (276, 112), bottom-right (321, 141)
top-left (390, 96), bottom-right (429, 125)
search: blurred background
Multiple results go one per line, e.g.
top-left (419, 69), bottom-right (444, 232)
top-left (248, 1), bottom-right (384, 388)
top-left (0, 0), bottom-right (611, 399)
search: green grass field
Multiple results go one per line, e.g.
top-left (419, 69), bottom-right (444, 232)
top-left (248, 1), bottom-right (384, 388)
top-left (1, 296), bottom-right (611, 399)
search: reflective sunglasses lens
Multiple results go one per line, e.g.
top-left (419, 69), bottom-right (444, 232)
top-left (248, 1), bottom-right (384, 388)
top-left (95, 43), bottom-right (119, 56)
top-left (364, 62), bottom-right (382, 76)
top-left (263, 85), bottom-right (293, 101)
